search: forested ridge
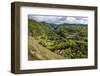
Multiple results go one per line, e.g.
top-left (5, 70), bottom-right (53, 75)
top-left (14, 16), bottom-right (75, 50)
top-left (28, 19), bottom-right (88, 60)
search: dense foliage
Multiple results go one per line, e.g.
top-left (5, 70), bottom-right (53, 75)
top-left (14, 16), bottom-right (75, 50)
top-left (28, 19), bottom-right (88, 59)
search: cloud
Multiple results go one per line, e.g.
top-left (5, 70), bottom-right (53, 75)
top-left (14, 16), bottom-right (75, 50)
top-left (28, 15), bottom-right (88, 24)
top-left (66, 17), bottom-right (76, 22)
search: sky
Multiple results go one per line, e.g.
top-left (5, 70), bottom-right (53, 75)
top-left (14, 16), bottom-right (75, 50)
top-left (28, 15), bottom-right (88, 25)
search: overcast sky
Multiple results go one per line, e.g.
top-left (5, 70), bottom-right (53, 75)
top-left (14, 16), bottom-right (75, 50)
top-left (28, 15), bottom-right (88, 25)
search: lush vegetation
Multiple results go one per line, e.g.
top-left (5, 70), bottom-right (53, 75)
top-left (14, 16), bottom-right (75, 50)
top-left (28, 19), bottom-right (88, 60)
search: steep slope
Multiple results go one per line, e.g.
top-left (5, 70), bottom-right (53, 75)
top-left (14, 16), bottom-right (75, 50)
top-left (28, 19), bottom-right (55, 37)
top-left (28, 36), bottom-right (64, 60)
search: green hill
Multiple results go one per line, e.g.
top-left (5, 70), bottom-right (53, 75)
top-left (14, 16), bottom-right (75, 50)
top-left (28, 19), bottom-right (88, 60)
top-left (28, 19), bottom-right (55, 37)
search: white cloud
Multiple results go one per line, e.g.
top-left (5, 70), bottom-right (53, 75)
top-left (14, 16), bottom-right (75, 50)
top-left (78, 19), bottom-right (88, 24)
top-left (66, 17), bottom-right (76, 23)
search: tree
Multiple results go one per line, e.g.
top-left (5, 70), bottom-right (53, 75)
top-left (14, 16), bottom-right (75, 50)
top-left (64, 48), bottom-right (73, 58)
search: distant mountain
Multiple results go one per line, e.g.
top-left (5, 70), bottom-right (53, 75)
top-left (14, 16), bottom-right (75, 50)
top-left (28, 19), bottom-right (87, 38)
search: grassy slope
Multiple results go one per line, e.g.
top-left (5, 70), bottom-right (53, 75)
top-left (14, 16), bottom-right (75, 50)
top-left (28, 36), bottom-right (64, 60)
